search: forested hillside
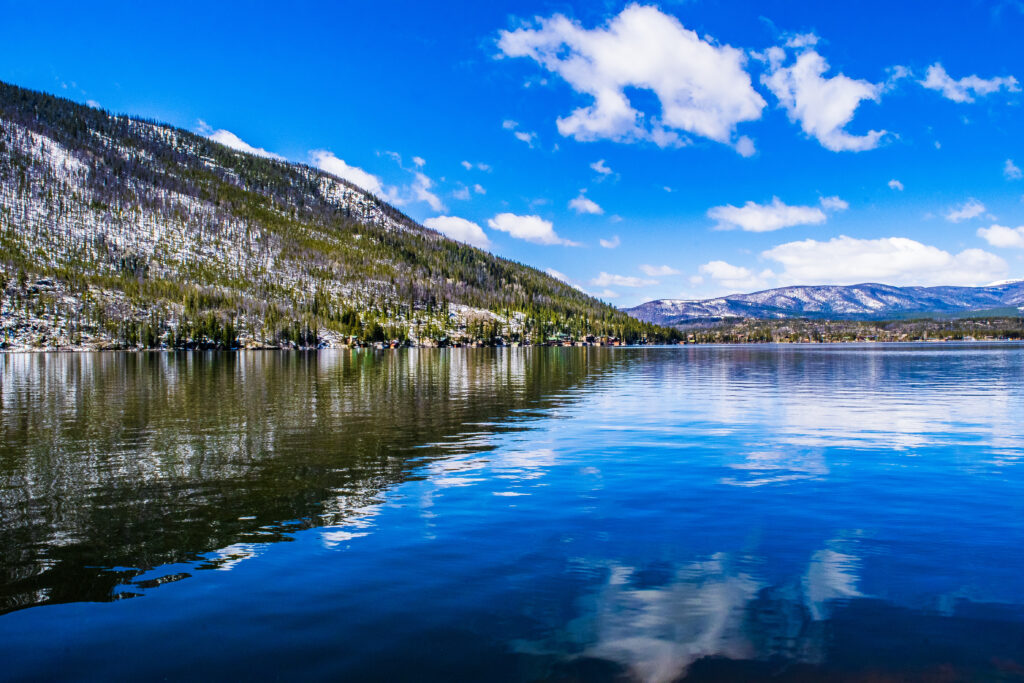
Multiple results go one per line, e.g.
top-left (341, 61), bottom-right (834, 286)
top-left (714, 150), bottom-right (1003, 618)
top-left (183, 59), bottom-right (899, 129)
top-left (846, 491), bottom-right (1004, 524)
top-left (0, 81), bottom-right (678, 349)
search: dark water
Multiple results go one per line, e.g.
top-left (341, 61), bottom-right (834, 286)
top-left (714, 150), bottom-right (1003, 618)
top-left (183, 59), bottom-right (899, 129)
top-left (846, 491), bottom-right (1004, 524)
top-left (2, 346), bottom-right (1024, 681)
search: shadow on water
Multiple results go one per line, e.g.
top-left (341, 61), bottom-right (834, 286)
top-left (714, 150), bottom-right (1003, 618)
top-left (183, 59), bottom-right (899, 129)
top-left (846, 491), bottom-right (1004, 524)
top-left (0, 348), bottom-right (620, 614)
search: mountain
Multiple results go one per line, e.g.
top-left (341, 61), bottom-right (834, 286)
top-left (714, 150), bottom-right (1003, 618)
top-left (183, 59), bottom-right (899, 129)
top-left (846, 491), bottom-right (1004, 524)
top-left (0, 81), bottom-right (677, 349)
top-left (625, 282), bottom-right (1024, 326)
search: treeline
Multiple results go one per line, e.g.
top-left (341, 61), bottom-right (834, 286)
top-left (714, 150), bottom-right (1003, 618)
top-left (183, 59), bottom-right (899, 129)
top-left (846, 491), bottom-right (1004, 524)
top-left (677, 316), bottom-right (1024, 344)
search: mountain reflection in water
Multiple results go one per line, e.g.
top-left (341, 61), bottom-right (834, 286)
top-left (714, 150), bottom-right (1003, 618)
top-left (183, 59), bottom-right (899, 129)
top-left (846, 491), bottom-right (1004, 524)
top-left (2, 345), bottom-right (1024, 681)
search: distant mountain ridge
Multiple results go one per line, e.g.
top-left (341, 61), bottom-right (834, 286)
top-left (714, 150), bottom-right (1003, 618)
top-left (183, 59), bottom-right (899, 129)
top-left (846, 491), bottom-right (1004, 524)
top-left (625, 282), bottom-right (1024, 326)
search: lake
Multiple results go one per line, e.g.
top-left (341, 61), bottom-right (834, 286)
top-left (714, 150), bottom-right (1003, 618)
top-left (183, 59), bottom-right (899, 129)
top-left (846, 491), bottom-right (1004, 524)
top-left (2, 346), bottom-right (1024, 681)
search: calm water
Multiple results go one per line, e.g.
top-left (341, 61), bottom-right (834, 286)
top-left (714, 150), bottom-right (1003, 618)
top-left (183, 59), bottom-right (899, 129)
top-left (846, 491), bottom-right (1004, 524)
top-left (2, 346), bottom-right (1024, 681)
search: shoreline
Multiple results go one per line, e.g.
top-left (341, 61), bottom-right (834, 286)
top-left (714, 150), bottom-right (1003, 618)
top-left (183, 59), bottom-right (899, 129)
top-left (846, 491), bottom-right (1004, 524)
top-left (4, 338), bottom-right (1023, 354)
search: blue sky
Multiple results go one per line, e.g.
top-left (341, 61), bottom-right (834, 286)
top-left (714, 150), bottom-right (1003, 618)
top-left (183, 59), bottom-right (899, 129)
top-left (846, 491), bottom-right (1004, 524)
top-left (2, 1), bottom-right (1023, 306)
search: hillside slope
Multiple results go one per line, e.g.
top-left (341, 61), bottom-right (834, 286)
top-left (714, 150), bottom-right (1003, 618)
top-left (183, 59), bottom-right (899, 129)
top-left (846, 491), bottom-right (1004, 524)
top-left (0, 81), bottom-right (676, 349)
top-left (626, 282), bottom-right (1024, 326)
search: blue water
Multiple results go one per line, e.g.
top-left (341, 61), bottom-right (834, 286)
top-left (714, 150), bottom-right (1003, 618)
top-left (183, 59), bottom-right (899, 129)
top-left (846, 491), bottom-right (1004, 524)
top-left (2, 345), bottom-right (1024, 681)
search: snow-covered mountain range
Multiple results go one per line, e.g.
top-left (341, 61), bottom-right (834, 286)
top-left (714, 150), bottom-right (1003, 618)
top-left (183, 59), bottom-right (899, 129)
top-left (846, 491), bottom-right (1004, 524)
top-left (625, 281), bottom-right (1024, 326)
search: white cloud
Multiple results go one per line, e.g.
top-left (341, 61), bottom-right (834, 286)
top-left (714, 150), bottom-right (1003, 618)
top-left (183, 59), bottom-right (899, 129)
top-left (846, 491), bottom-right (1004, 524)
top-left (945, 198), bottom-right (985, 222)
top-left (412, 172), bottom-right (445, 212)
top-left (1005, 159), bottom-right (1023, 180)
top-left (591, 272), bottom-right (658, 287)
top-left (762, 235), bottom-right (1007, 286)
top-left (310, 150), bottom-right (386, 196)
top-left (452, 185), bottom-right (471, 200)
top-left (591, 159), bottom-right (613, 176)
top-left (498, 5), bottom-right (765, 152)
top-left (503, 120), bottom-right (538, 147)
top-left (595, 289), bottom-right (620, 299)
top-left (412, 156), bottom-right (426, 167)
top-left (199, 121), bottom-right (285, 161)
top-left (888, 179), bottom-right (904, 191)
top-left (545, 267), bottom-right (571, 282)
top-left (568, 190), bottom-right (604, 215)
top-left (423, 216), bottom-right (491, 249)
top-left (545, 268), bottom-right (589, 293)
top-left (461, 160), bottom-right (473, 170)
top-left (699, 261), bottom-right (774, 291)
top-left (473, 183), bottom-right (486, 195)
top-left (785, 32), bottom-right (819, 49)
top-left (599, 235), bottom-right (621, 248)
top-left (819, 195), bottom-right (849, 211)
top-left (487, 213), bottom-right (579, 246)
top-left (86, 99), bottom-right (101, 109)
top-left (735, 135), bottom-right (756, 157)
top-left (640, 264), bottom-right (681, 276)
top-left (708, 196), bottom-right (836, 232)
top-left (978, 224), bottom-right (1024, 248)
top-left (513, 130), bottom-right (538, 147)
top-left (761, 46), bottom-right (886, 152)
top-left (920, 63), bottom-right (1020, 103)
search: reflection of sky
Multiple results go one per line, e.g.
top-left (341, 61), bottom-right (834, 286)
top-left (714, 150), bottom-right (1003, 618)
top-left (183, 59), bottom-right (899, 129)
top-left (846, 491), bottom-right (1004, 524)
top-left (512, 541), bottom-right (865, 683)
top-left (359, 346), bottom-right (1024, 678)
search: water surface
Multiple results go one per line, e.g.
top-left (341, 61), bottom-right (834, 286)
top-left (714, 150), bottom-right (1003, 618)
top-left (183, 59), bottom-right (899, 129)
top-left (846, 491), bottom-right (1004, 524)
top-left (2, 346), bottom-right (1024, 681)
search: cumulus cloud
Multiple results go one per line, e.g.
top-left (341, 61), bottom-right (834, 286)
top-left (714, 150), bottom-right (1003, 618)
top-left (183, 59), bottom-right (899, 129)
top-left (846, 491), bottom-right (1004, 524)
top-left (920, 63), bottom-right (1020, 103)
top-left (452, 185), bottom-right (471, 201)
top-left (819, 195), bottom-right (849, 211)
top-left (488, 213), bottom-right (579, 245)
top-left (502, 120), bottom-right (539, 147)
top-left (762, 235), bottom-right (1007, 286)
top-left (735, 135), bottom-right (756, 157)
top-left (945, 198), bottom-right (986, 222)
top-left (545, 267), bottom-right (572, 282)
top-left (497, 4), bottom-right (765, 152)
top-left (514, 131), bottom-right (538, 146)
top-left (785, 32), bottom-right (819, 49)
top-left (708, 196), bottom-right (845, 232)
top-left (412, 172), bottom-right (445, 212)
top-left (412, 156), bottom-right (426, 167)
top-left (199, 121), bottom-right (285, 160)
top-left (86, 99), bottom-right (101, 109)
top-left (1005, 159), bottom-right (1023, 180)
top-left (640, 264), bottom-right (681, 276)
top-left (599, 235), bottom-right (621, 248)
top-left (473, 183), bottom-right (486, 195)
top-left (423, 216), bottom-right (491, 249)
top-left (310, 150), bottom-right (386, 196)
top-left (978, 224), bottom-right (1024, 248)
top-left (568, 190), bottom-right (604, 215)
top-left (699, 260), bottom-right (774, 291)
top-left (545, 268), bottom-right (590, 293)
top-left (888, 179), bottom-right (904, 191)
top-left (591, 272), bottom-right (658, 287)
top-left (461, 160), bottom-right (491, 171)
top-left (591, 159), bottom-right (613, 176)
top-left (761, 45), bottom-right (886, 152)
